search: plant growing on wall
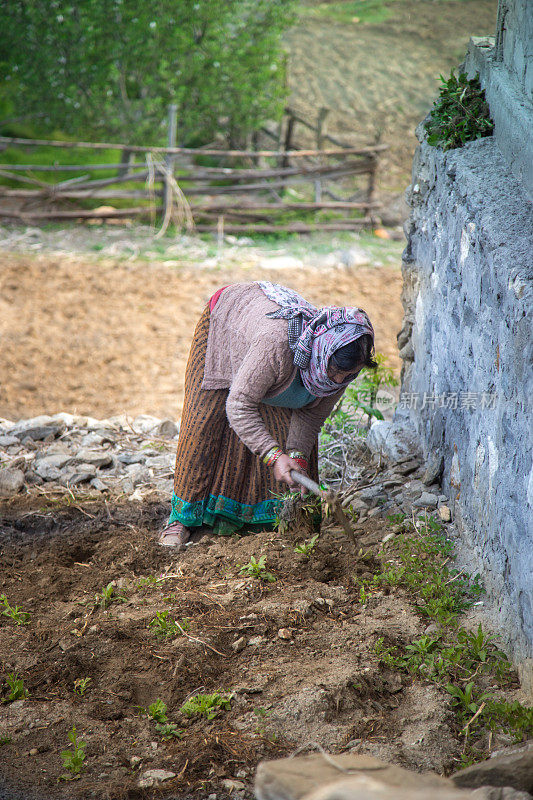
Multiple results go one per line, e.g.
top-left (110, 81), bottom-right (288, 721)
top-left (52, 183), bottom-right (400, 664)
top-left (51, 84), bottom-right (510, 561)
top-left (425, 71), bottom-right (494, 151)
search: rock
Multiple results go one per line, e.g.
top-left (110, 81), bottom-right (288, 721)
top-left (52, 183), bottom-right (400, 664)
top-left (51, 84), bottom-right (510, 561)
top-left (124, 463), bottom-right (151, 487)
top-left (423, 454), bottom-right (444, 485)
top-left (232, 637), bottom-right (247, 653)
top-left (73, 448), bottom-right (113, 467)
top-left (29, 748), bottom-right (38, 756)
top-left (0, 468), bottom-right (25, 498)
top-left (222, 779), bottom-right (246, 792)
top-left (439, 505), bottom-right (452, 522)
top-left (0, 434), bottom-right (19, 447)
top-left (366, 421), bottom-right (420, 463)
top-left (10, 416), bottom-right (65, 441)
top-left (255, 754), bottom-right (460, 800)
top-left (248, 636), bottom-right (264, 646)
top-left (153, 419), bottom-right (179, 438)
top-left (130, 755), bottom-right (142, 769)
top-left (34, 454), bottom-right (72, 480)
top-left (131, 414), bottom-right (163, 434)
top-left (62, 464), bottom-right (97, 486)
top-left (117, 452), bottom-right (145, 465)
top-left (470, 789), bottom-right (533, 800)
top-left (90, 477), bottom-right (109, 492)
top-left (412, 491), bottom-right (439, 508)
top-left (451, 741), bottom-right (533, 793)
top-left (338, 247), bottom-right (370, 268)
top-left (137, 768), bottom-right (176, 788)
top-left (278, 628), bottom-right (292, 640)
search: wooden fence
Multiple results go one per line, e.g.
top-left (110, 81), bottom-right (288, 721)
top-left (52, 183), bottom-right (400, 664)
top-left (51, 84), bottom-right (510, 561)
top-left (0, 109), bottom-right (387, 234)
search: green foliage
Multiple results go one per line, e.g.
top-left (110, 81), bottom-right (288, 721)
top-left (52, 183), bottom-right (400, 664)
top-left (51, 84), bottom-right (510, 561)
top-left (149, 611), bottom-right (190, 640)
top-left (145, 698), bottom-right (183, 738)
top-left (294, 534), bottom-right (320, 558)
top-left (3, 673), bottom-right (28, 703)
top-left (446, 681), bottom-right (492, 716)
top-left (425, 71), bottom-right (494, 151)
top-left (344, 353), bottom-right (399, 430)
top-left (238, 555), bottom-right (276, 582)
top-left (0, 594), bottom-right (31, 625)
top-left (148, 698), bottom-right (169, 724)
top-left (73, 677), bottom-right (92, 697)
top-left (94, 582), bottom-right (126, 610)
top-left (320, 353), bottom-right (398, 466)
top-left (1, 0), bottom-right (296, 146)
top-left (155, 721), bottom-right (183, 739)
top-left (60, 726), bottom-right (86, 776)
top-left (180, 692), bottom-right (232, 720)
top-left (0, 734), bottom-right (11, 746)
top-left (369, 515), bottom-right (532, 760)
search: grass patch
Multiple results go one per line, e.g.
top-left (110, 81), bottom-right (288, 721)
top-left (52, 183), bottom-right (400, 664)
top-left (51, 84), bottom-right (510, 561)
top-left (369, 515), bottom-right (533, 765)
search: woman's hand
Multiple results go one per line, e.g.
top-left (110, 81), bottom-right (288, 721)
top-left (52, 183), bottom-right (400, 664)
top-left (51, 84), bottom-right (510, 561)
top-left (273, 454), bottom-right (309, 496)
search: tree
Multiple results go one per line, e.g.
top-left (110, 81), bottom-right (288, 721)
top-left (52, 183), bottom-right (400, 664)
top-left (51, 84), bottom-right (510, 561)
top-left (0, 0), bottom-right (296, 146)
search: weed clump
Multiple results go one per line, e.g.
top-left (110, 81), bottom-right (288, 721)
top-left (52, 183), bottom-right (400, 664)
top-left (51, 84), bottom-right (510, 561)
top-left (370, 515), bottom-right (532, 765)
top-left (180, 692), bottom-right (232, 721)
top-left (0, 594), bottom-right (30, 625)
top-left (238, 555), bottom-right (276, 583)
top-left (60, 726), bottom-right (86, 777)
top-left (425, 71), bottom-right (494, 151)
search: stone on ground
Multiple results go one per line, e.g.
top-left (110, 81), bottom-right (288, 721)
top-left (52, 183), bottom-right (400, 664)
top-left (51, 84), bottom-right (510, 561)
top-left (0, 468), bottom-right (25, 498)
top-left (451, 742), bottom-right (533, 793)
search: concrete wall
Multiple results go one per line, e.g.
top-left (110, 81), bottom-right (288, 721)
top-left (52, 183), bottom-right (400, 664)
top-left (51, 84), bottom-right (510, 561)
top-left (397, 130), bottom-right (533, 668)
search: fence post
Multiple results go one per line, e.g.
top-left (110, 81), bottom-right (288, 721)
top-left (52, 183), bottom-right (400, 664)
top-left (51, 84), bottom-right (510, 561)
top-left (163, 103), bottom-right (178, 224)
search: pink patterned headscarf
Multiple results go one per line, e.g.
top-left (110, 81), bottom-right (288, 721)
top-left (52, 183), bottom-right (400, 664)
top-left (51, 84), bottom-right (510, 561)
top-left (257, 281), bottom-right (374, 397)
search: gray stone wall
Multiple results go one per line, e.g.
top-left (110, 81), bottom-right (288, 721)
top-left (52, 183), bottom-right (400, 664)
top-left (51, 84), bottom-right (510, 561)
top-left (495, 0), bottom-right (533, 97)
top-left (464, 0), bottom-right (533, 197)
top-left (397, 130), bottom-right (533, 667)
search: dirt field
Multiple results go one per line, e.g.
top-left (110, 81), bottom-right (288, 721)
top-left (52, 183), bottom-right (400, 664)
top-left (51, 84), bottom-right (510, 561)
top-left (0, 248), bottom-right (403, 424)
top-left (0, 491), bottom-right (469, 800)
top-left (288, 0), bottom-right (497, 191)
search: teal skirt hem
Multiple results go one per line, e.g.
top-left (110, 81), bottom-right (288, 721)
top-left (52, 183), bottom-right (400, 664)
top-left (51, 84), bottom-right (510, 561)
top-left (168, 491), bottom-right (281, 535)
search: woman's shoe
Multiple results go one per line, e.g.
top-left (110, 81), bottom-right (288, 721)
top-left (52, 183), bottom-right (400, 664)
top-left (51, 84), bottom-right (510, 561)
top-left (158, 522), bottom-right (191, 549)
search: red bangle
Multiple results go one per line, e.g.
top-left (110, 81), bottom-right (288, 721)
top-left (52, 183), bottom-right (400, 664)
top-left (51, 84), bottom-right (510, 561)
top-left (288, 451), bottom-right (308, 471)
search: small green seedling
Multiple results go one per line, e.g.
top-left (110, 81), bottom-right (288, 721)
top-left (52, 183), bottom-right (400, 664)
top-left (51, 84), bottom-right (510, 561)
top-left (146, 699), bottom-right (183, 739)
top-left (253, 706), bottom-right (271, 735)
top-left (149, 611), bottom-right (190, 639)
top-left (294, 534), bottom-right (319, 558)
top-left (0, 594), bottom-right (30, 625)
top-left (155, 721), bottom-right (183, 740)
top-left (94, 582), bottom-right (126, 609)
top-left (0, 734), bottom-right (11, 746)
top-left (148, 698), bottom-right (169, 724)
top-left (61, 726), bottom-right (86, 776)
top-left (238, 555), bottom-right (276, 582)
top-left (180, 692), bottom-right (232, 721)
top-left (446, 681), bottom-right (492, 716)
top-left (4, 673), bottom-right (28, 703)
top-left (73, 677), bottom-right (92, 696)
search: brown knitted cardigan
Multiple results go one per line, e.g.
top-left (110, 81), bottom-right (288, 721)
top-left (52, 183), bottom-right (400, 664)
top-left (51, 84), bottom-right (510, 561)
top-left (202, 282), bottom-right (344, 458)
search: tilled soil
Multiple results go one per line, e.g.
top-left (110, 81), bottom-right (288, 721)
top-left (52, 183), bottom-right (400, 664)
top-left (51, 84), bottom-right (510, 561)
top-left (0, 251), bottom-right (403, 423)
top-left (287, 0), bottom-right (497, 192)
top-left (0, 493), bottom-right (462, 800)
